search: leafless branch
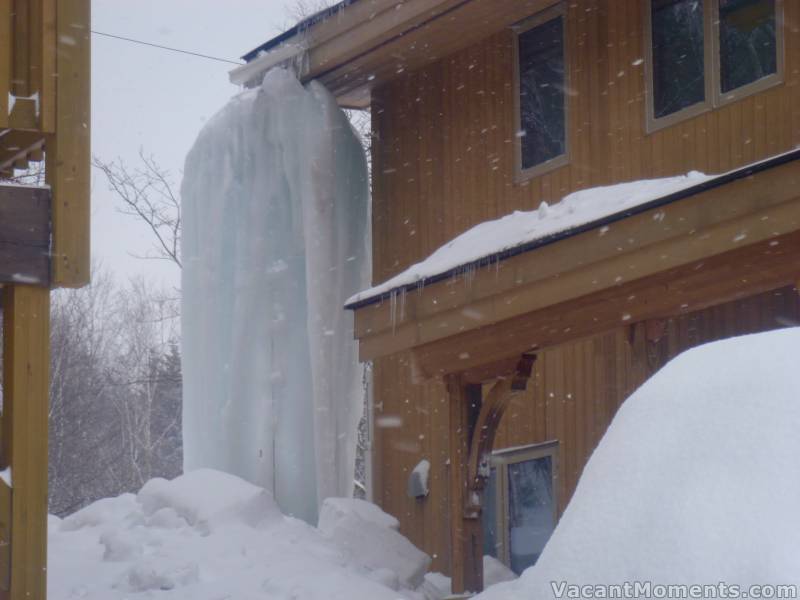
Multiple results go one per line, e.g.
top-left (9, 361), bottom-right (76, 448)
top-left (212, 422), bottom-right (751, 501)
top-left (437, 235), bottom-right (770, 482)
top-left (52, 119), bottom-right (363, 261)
top-left (92, 149), bottom-right (182, 269)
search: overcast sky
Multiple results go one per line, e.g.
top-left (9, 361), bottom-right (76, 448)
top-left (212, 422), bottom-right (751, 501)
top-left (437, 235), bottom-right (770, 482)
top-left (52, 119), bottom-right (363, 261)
top-left (92, 0), bottom-right (299, 289)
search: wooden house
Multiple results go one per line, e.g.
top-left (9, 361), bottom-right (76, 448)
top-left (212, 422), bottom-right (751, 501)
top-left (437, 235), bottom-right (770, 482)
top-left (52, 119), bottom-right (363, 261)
top-left (239, 0), bottom-right (800, 594)
top-left (0, 1), bottom-right (90, 598)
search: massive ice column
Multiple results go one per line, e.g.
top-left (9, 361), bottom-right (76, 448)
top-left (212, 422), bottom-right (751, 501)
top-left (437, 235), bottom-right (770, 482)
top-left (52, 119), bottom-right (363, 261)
top-left (180, 68), bottom-right (369, 524)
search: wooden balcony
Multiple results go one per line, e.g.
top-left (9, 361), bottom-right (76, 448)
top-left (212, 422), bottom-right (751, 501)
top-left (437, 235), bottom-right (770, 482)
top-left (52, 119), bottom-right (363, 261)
top-left (1, 0), bottom-right (90, 288)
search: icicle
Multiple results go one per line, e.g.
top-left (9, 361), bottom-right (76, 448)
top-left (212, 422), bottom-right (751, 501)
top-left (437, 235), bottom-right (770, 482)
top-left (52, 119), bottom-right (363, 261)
top-left (181, 68), bottom-right (369, 525)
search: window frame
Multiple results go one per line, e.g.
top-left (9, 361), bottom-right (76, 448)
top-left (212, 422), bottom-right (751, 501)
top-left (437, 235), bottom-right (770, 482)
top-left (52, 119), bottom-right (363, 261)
top-left (644, 0), bottom-right (714, 133)
top-left (486, 440), bottom-right (560, 570)
top-left (644, 0), bottom-right (785, 134)
top-left (512, 3), bottom-right (570, 183)
top-left (711, 0), bottom-right (785, 108)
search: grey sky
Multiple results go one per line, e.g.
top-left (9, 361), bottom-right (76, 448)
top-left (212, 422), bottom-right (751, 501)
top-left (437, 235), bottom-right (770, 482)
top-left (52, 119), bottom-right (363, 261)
top-left (92, 0), bottom-right (296, 288)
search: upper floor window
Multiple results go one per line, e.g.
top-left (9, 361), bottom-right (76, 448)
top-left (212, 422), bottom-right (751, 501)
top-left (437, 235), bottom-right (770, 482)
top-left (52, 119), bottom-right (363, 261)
top-left (718, 0), bottom-right (779, 94)
top-left (646, 0), bottom-right (783, 131)
top-left (514, 5), bottom-right (568, 179)
top-left (651, 0), bottom-right (707, 119)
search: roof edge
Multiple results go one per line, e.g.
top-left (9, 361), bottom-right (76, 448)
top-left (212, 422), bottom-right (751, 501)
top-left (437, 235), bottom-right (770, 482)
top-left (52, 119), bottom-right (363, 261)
top-left (346, 147), bottom-right (800, 311)
top-left (241, 0), bottom-right (360, 62)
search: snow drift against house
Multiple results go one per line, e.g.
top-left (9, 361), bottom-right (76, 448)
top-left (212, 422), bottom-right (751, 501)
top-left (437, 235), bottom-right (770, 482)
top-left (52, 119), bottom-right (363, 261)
top-left (348, 172), bottom-right (715, 305)
top-left (475, 327), bottom-right (800, 600)
top-left (180, 68), bottom-right (369, 523)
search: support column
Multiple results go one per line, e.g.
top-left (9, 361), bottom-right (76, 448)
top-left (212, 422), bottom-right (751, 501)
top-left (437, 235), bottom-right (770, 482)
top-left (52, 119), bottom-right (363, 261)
top-left (1, 285), bottom-right (50, 600)
top-left (447, 375), bottom-right (483, 595)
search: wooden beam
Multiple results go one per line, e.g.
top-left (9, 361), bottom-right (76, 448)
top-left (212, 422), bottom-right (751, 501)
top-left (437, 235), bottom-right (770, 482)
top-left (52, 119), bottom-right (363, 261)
top-left (0, 130), bottom-right (44, 172)
top-left (466, 355), bottom-right (535, 490)
top-left (0, 480), bottom-right (10, 592)
top-left (39, 0), bottom-right (56, 133)
top-left (447, 376), bottom-right (483, 595)
top-left (354, 161), bottom-right (800, 360)
top-left (47, 0), bottom-right (90, 287)
top-left (1, 284), bottom-right (50, 600)
top-left (414, 230), bottom-right (800, 377)
top-left (11, 0), bottom-right (30, 98)
top-left (0, 185), bottom-right (50, 286)
top-left (0, 0), bottom-right (10, 128)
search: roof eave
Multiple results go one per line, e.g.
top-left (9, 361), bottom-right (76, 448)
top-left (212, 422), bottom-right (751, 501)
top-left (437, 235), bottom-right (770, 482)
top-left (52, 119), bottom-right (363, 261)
top-left (346, 148), bottom-right (800, 310)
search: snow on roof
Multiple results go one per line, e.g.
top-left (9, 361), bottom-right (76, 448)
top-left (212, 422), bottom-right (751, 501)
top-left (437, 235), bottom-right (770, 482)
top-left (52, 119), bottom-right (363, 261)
top-left (346, 148), bottom-right (800, 309)
top-left (475, 326), bottom-right (800, 599)
top-left (241, 0), bottom-right (359, 62)
top-left (346, 171), bottom-right (712, 307)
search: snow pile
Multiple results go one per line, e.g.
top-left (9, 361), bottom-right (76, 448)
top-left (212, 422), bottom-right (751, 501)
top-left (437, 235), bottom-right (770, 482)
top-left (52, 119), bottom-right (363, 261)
top-left (476, 328), bottom-right (800, 600)
top-left (421, 557), bottom-right (517, 599)
top-left (318, 497), bottom-right (431, 589)
top-left (49, 469), bottom-right (432, 600)
top-left (348, 172), bottom-right (711, 305)
top-left (181, 67), bottom-right (369, 523)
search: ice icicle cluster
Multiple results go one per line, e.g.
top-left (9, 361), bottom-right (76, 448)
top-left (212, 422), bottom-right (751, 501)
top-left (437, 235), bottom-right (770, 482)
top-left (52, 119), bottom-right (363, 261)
top-left (180, 68), bottom-right (369, 524)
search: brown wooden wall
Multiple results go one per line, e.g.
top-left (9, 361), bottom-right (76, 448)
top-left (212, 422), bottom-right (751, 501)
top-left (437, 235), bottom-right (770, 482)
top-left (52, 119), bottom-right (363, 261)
top-left (369, 0), bottom-right (800, 574)
top-left (371, 0), bottom-right (800, 286)
top-left (373, 287), bottom-right (800, 573)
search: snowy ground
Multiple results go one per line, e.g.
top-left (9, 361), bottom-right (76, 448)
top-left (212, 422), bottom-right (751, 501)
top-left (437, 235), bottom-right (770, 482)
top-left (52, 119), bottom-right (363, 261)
top-left (49, 469), bottom-right (428, 599)
top-left (50, 328), bottom-right (800, 599)
top-left (49, 468), bottom-right (514, 599)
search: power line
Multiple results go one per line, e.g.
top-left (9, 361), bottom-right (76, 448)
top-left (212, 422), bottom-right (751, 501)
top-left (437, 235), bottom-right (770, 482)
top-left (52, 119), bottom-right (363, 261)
top-left (91, 30), bottom-right (243, 65)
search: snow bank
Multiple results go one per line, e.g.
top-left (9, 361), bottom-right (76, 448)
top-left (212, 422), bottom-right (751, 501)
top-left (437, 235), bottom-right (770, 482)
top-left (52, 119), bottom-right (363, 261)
top-left (181, 67), bottom-right (369, 523)
top-left (318, 497), bottom-right (432, 589)
top-left (348, 172), bottom-right (711, 305)
top-left (476, 328), bottom-right (800, 599)
top-left (421, 556), bottom-right (518, 599)
top-left (49, 470), bottom-right (431, 599)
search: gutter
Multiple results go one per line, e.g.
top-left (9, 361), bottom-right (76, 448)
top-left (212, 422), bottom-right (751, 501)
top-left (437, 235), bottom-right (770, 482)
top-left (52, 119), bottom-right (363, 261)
top-left (345, 147), bottom-right (800, 310)
top-left (230, 41), bottom-right (308, 86)
top-left (230, 0), bottom-right (477, 90)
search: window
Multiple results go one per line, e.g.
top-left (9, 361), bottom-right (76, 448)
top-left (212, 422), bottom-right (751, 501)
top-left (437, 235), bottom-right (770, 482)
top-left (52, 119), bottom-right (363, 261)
top-left (717, 0), bottom-right (779, 96)
top-left (514, 6), bottom-right (568, 179)
top-left (646, 0), bottom-right (783, 131)
top-left (650, 0), bottom-right (708, 119)
top-left (482, 441), bottom-right (558, 575)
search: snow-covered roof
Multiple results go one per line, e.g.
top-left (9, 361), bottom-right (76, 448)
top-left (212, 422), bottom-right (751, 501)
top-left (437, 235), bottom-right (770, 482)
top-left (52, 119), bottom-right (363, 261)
top-left (346, 148), bottom-right (800, 309)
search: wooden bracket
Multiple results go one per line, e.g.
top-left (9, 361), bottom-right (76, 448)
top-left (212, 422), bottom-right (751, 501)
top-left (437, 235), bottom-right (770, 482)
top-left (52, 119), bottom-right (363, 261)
top-left (465, 353), bottom-right (536, 501)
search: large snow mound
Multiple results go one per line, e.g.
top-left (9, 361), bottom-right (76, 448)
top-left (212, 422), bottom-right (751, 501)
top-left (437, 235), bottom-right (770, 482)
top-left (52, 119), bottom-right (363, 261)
top-left (477, 327), bottom-right (800, 599)
top-left (348, 172), bottom-right (711, 305)
top-left (49, 470), bottom-right (431, 599)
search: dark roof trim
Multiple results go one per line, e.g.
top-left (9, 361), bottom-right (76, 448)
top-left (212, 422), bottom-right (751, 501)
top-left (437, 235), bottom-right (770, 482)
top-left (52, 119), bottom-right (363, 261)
top-left (242, 0), bottom-right (360, 62)
top-left (346, 147), bottom-right (800, 310)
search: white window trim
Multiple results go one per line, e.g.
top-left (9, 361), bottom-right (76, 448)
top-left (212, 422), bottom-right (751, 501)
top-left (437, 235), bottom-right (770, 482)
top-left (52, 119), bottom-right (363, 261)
top-left (512, 3), bottom-right (570, 183)
top-left (644, 0), bottom-right (785, 134)
top-left (487, 440), bottom-right (559, 569)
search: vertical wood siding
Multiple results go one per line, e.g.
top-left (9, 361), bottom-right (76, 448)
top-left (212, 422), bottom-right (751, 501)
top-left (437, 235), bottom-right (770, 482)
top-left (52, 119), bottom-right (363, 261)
top-left (374, 287), bottom-right (800, 573)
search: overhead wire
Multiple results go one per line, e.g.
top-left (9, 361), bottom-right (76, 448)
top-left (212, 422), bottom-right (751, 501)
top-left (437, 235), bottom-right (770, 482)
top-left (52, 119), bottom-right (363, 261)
top-left (91, 30), bottom-right (243, 65)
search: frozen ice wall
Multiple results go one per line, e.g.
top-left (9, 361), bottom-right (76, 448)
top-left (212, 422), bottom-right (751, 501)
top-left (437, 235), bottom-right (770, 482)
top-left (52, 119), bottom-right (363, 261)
top-left (180, 68), bottom-right (369, 524)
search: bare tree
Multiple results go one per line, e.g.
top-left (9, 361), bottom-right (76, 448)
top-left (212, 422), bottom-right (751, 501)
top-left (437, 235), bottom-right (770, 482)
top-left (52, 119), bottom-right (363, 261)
top-left (93, 150), bottom-right (182, 269)
top-left (48, 266), bottom-right (182, 516)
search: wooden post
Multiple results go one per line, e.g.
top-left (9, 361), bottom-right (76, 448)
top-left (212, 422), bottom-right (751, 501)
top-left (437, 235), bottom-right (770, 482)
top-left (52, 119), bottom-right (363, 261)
top-left (0, 0), bottom-right (10, 129)
top-left (447, 375), bottom-right (483, 595)
top-left (48, 0), bottom-right (91, 287)
top-left (1, 285), bottom-right (50, 600)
